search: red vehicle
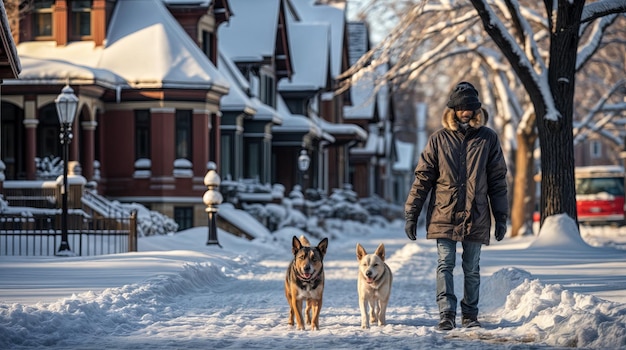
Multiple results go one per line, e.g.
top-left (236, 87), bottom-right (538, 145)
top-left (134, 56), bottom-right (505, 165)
top-left (575, 165), bottom-right (625, 226)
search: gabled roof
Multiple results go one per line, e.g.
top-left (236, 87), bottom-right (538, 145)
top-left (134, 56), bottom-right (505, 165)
top-left (100, 0), bottom-right (229, 90)
top-left (13, 0), bottom-right (228, 93)
top-left (278, 21), bottom-right (330, 92)
top-left (219, 0), bottom-right (279, 62)
top-left (290, 0), bottom-right (346, 79)
top-left (218, 51), bottom-right (282, 124)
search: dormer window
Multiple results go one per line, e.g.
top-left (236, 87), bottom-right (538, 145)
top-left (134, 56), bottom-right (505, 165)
top-left (33, 0), bottom-right (54, 39)
top-left (70, 0), bottom-right (93, 39)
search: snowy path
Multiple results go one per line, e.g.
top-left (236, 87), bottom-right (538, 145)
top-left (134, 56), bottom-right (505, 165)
top-left (2, 223), bottom-right (624, 349)
top-left (63, 232), bottom-right (539, 348)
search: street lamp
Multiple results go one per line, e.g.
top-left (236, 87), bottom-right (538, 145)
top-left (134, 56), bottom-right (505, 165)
top-left (55, 85), bottom-right (78, 255)
top-left (203, 163), bottom-right (223, 247)
top-left (298, 149), bottom-right (311, 172)
top-left (298, 149), bottom-right (310, 187)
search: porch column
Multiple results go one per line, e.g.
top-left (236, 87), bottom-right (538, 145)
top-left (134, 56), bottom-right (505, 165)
top-left (23, 119), bottom-right (38, 180)
top-left (81, 120), bottom-right (97, 181)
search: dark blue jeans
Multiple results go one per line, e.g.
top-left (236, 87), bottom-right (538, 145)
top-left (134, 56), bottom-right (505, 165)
top-left (436, 238), bottom-right (481, 317)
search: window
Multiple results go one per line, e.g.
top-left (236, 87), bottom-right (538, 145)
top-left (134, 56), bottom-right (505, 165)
top-left (33, 0), bottom-right (54, 38)
top-left (176, 110), bottom-right (192, 160)
top-left (70, 0), bottom-right (93, 39)
top-left (221, 133), bottom-right (232, 180)
top-left (259, 71), bottom-right (275, 108)
top-left (245, 140), bottom-right (261, 179)
top-left (174, 207), bottom-right (193, 231)
top-left (135, 110), bottom-right (150, 160)
top-left (202, 30), bottom-right (214, 61)
top-left (590, 140), bottom-right (602, 159)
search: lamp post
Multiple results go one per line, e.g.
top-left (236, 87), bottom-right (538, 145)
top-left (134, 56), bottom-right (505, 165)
top-left (297, 149), bottom-right (310, 189)
top-left (55, 85), bottom-right (78, 255)
top-left (203, 164), bottom-right (223, 247)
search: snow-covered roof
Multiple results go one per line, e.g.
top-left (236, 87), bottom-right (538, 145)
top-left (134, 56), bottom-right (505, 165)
top-left (8, 54), bottom-right (127, 89)
top-left (217, 0), bottom-right (280, 62)
top-left (12, 0), bottom-right (229, 92)
top-left (278, 22), bottom-right (330, 92)
top-left (290, 0), bottom-right (346, 78)
top-left (351, 124), bottom-right (383, 156)
top-left (311, 113), bottom-right (367, 141)
top-left (100, 0), bottom-right (229, 90)
top-left (218, 52), bottom-right (256, 114)
top-left (272, 94), bottom-right (325, 139)
top-left (392, 139), bottom-right (415, 172)
top-left (343, 71), bottom-right (376, 120)
top-left (250, 97), bottom-right (282, 125)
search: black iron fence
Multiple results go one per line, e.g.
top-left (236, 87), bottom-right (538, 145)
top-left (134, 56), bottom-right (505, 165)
top-left (0, 211), bottom-right (137, 256)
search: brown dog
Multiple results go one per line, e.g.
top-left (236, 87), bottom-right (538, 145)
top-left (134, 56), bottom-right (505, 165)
top-left (284, 235), bottom-right (329, 330)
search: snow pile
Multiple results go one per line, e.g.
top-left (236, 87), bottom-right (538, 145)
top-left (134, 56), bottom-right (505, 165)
top-left (504, 279), bottom-right (626, 348)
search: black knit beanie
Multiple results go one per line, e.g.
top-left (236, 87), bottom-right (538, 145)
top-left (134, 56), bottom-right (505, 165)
top-left (446, 81), bottom-right (481, 110)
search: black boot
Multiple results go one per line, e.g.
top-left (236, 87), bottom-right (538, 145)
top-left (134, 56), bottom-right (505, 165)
top-left (462, 314), bottom-right (481, 328)
top-left (437, 312), bottom-right (456, 331)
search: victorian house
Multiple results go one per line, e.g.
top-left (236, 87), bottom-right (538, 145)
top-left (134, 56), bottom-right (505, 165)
top-left (1, 0), bottom-right (230, 228)
top-left (0, 0), bottom-right (388, 229)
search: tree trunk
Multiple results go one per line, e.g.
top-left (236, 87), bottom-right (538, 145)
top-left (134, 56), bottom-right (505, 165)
top-left (538, 1), bottom-right (584, 226)
top-left (511, 130), bottom-right (537, 236)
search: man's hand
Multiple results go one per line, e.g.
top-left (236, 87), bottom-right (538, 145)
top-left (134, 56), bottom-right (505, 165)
top-left (405, 220), bottom-right (417, 240)
top-left (495, 220), bottom-right (507, 241)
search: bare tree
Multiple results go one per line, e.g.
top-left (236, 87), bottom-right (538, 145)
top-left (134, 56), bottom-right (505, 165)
top-left (343, 0), bottom-right (626, 235)
top-left (469, 0), bottom-right (626, 227)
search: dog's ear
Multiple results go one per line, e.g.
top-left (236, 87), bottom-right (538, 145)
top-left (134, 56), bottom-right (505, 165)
top-left (374, 243), bottom-right (386, 261)
top-left (292, 236), bottom-right (302, 255)
top-left (317, 237), bottom-right (329, 257)
top-left (299, 235), bottom-right (311, 247)
top-left (356, 243), bottom-right (367, 261)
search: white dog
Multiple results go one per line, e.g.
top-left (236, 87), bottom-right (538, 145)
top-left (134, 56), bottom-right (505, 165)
top-left (356, 243), bottom-right (393, 328)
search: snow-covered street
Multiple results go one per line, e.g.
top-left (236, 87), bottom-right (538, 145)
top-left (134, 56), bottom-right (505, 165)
top-left (2, 215), bottom-right (625, 349)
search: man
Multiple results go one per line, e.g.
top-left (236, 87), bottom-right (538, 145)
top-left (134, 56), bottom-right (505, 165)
top-left (404, 81), bottom-right (508, 331)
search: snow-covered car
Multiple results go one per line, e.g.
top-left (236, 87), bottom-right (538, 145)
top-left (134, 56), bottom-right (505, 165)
top-left (575, 165), bottom-right (625, 226)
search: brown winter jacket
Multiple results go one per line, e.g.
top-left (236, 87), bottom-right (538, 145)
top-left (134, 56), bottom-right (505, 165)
top-left (404, 108), bottom-right (508, 245)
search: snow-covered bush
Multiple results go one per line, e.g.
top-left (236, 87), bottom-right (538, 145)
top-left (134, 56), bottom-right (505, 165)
top-left (120, 202), bottom-right (179, 237)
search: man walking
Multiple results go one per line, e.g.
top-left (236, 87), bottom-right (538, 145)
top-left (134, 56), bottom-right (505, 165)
top-left (404, 81), bottom-right (508, 330)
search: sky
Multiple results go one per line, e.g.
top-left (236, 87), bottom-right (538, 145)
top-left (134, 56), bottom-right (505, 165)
top-left (1, 213), bottom-right (625, 349)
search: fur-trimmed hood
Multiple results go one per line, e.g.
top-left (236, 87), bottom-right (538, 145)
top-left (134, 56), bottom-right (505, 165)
top-left (442, 108), bottom-right (489, 131)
